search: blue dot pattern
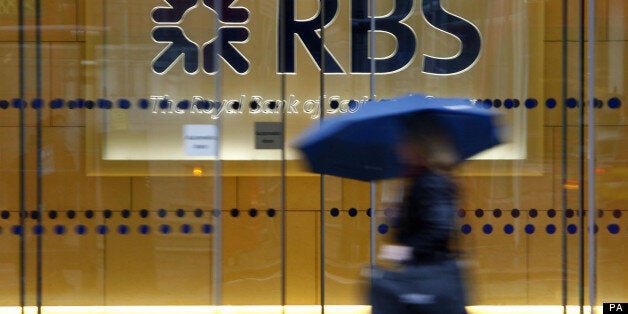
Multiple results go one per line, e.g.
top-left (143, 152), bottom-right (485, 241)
top-left (76, 225), bottom-right (87, 235)
top-left (139, 225), bottom-right (150, 234)
top-left (377, 224), bottom-right (389, 234)
top-left (181, 224), bottom-right (192, 234)
top-left (118, 225), bottom-right (129, 234)
top-left (0, 209), bottom-right (623, 236)
top-left (55, 225), bottom-right (66, 235)
top-left (97, 225), bottom-right (108, 235)
top-left (13, 225), bottom-right (23, 235)
top-left (525, 224), bottom-right (535, 234)
top-left (451, 209), bottom-right (624, 236)
top-left (34, 225), bottom-right (44, 235)
top-left (0, 97), bottom-right (623, 110)
top-left (482, 224), bottom-right (493, 234)
top-left (504, 224), bottom-right (514, 234)
top-left (608, 224), bottom-right (620, 234)
top-left (461, 224), bottom-right (472, 234)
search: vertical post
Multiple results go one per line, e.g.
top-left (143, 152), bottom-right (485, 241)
top-left (18, 1), bottom-right (26, 313)
top-left (560, 1), bottom-right (569, 313)
top-left (278, 1), bottom-right (288, 312)
top-left (100, 0), bottom-right (109, 306)
top-left (319, 2), bottom-right (326, 312)
top-left (578, 1), bottom-right (585, 312)
top-left (35, 0), bottom-right (43, 313)
top-left (368, 0), bottom-right (377, 275)
top-left (369, 0), bottom-right (375, 98)
top-left (212, 0), bottom-right (223, 307)
top-left (586, 0), bottom-right (596, 312)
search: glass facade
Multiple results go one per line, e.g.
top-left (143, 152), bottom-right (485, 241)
top-left (0, 0), bottom-right (626, 313)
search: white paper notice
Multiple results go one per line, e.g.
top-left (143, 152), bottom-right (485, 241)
top-left (183, 124), bottom-right (218, 156)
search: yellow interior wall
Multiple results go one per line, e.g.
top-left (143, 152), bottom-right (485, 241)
top-left (0, 0), bottom-right (626, 308)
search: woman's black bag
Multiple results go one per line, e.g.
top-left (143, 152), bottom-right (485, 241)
top-left (369, 259), bottom-right (467, 314)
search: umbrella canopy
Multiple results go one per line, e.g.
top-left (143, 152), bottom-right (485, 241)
top-left (293, 94), bottom-right (502, 181)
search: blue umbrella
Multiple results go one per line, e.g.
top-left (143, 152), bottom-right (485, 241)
top-left (294, 94), bottom-right (502, 181)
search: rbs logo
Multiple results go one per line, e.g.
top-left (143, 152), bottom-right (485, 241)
top-left (152, 0), bottom-right (250, 74)
top-left (152, 0), bottom-right (481, 76)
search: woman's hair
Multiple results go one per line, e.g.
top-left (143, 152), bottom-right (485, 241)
top-left (402, 115), bottom-right (460, 170)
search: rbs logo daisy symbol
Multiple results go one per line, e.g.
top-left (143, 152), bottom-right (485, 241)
top-left (151, 0), bottom-right (250, 74)
top-left (152, 0), bottom-right (482, 76)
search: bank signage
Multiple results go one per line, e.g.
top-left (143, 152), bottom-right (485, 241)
top-left (151, 0), bottom-right (481, 76)
top-left (92, 0), bottom-right (533, 166)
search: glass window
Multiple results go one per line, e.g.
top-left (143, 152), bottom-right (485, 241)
top-left (0, 1), bottom-right (624, 313)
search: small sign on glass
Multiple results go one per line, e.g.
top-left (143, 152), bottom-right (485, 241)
top-left (183, 124), bottom-right (218, 156)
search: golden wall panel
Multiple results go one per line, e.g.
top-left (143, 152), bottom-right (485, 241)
top-left (0, 127), bottom-right (24, 210)
top-left (0, 0), bottom-right (80, 42)
top-left (588, 41), bottom-right (628, 127)
top-left (41, 0), bottom-right (79, 42)
top-left (222, 209), bottom-right (282, 305)
top-left (39, 127), bottom-right (132, 211)
top-left (595, 126), bottom-right (628, 210)
top-left (286, 177), bottom-right (320, 211)
top-left (0, 212), bottom-right (21, 306)
top-left (0, 43), bottom-right (22, 102)
top-left (460, 212), bottom-right (529, 305)
top-left (40, 213), bottom-right (105, 305)
top-left (526, 213), bottom-right (566, 305)
top-left (0, 44), bottom-right (51, 128)
top-left (323, 212), bottom-right (370, 305)
top-left (458, 174), bottom-right (555, 213)
top-left (542, 42), bottom-right (587, 127)
top-left (0, 0), bottom-right (20, 41)
top-left (131, 177), bottom-right (215, 213)
top-left (17, 229), bottom-right (40, 306)
top-left (544, 0), bottom-right (609, 42)
top-left (0, 43), bottom-right (82, 127)
top-left (607, 0), bottom-right (628, 41)
top-left (285, 177), bottom-right (321, 304)
top-left (285, 211), bottom-right (318, 305)
top-left (0, 127), bottom-right (38, 210)
top-left (322, 177), bottom-right (369, 304)
top-left (596, 211), bottom-right (627, 302)
top-left (102, 214), bottom-right (213, 305)
top-left (222, 176), bottom-right (283, 305)
top-left (545, 41), bottom-right (628, 127)
top-left (50, 42), bottom-right (84, 127)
